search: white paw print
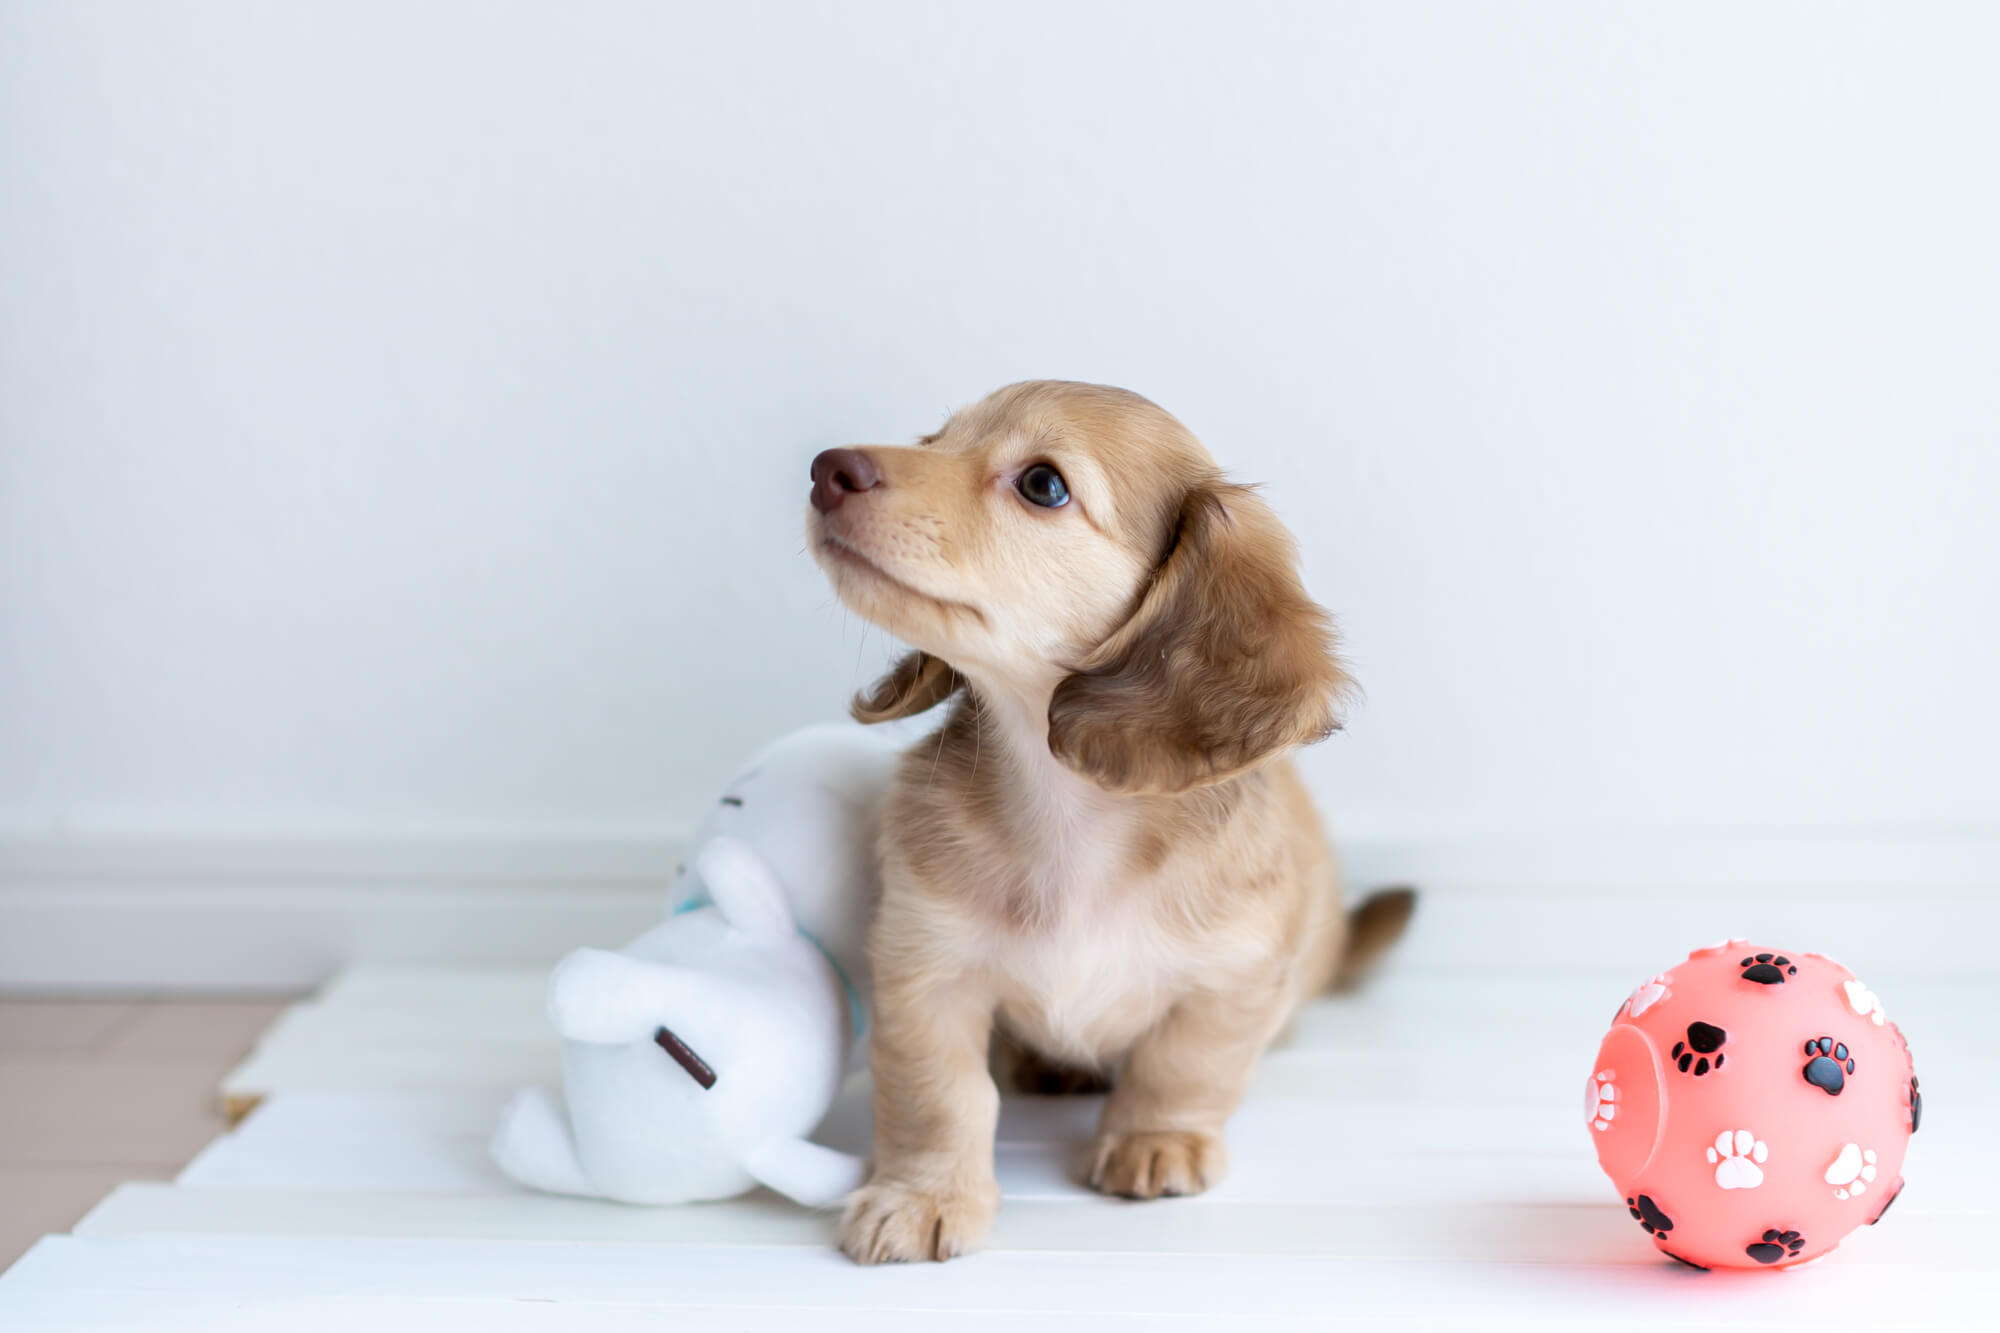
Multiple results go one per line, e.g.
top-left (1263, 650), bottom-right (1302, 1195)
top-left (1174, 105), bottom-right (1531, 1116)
top-left (1844, 979), bottom-right (1887, 1026)
top-left (1625, 974), bottom-right (1672, 1019)
top-left (1825, 1142), bottom-right (1878, 1199)
top-left (1586, 1070), bottom-right (1618, 1131)
top-left (1707, 1128), bottom-right (1769, 1189)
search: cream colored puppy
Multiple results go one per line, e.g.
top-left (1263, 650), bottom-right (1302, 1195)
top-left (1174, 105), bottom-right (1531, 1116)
top-left (806, 381), bottom-right (1410, 1264)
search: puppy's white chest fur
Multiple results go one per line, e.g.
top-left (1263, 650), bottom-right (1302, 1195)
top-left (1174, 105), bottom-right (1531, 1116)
top-left (996, 894), bottom-right (1181, 1064)
top-left (986, 779), bottom-right (1183, 1063)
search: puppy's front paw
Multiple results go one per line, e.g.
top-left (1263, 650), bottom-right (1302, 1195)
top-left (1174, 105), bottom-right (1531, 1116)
top-left (1088, 1129), bottom-right (1226, 1199)
top-left (838, 1178), bottom-right (998, 1264)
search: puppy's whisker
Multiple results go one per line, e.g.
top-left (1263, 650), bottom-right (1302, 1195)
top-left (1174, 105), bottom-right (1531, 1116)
top-left (969, 689), bottom-right (983, 783)
top-left (851, 618), bottom-right (871, 689)
top-left (925, 709), bottom-right (949, 791)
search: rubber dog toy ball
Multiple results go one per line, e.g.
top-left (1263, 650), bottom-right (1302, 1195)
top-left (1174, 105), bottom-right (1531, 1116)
top-left (1585, 941), bottom-right (1917, 1270)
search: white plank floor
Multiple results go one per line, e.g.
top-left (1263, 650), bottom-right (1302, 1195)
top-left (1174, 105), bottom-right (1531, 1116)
top-left (2, 888), bottom-right (1994, 1328)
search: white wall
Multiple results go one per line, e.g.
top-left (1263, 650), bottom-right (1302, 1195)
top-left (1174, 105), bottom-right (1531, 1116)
top-left (4, 0), bottom-right (1997, 860)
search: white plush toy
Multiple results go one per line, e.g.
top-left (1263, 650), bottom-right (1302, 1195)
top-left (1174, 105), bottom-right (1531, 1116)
top-left (490, 723), bottom-right (903, 1206)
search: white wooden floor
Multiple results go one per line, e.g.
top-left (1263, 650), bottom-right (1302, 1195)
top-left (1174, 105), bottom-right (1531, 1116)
top-left (1, 887), bottom-right (1993, 1328)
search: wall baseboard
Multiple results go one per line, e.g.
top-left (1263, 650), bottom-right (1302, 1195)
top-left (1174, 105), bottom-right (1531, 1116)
top-left (3, 828), bottom-right (1996, 991)
top-left (0, 834), bottom-right (679, 993)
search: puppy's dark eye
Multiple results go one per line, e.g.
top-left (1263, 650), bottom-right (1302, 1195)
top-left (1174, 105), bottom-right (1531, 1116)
top-left (1018, 463), bottom-right (1070, 508)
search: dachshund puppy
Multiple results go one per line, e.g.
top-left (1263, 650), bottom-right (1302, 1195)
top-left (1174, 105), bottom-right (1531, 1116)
top-left (806, 381), bottom-right (1410, 1264)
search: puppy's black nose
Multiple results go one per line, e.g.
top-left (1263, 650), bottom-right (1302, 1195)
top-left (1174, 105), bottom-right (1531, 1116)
top-left (810, 448), bottom-right (881, 513)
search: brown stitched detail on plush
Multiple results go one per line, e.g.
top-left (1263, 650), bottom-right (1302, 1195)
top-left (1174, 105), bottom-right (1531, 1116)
top-left (654, 1025), bottom-right (717, 1089)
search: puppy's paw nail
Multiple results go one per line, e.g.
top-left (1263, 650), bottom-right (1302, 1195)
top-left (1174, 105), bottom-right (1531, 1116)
top-left (837, 1179), bottom-right (998, 1264)
top-left (1087, 1130), bottom-right (1225, 1200)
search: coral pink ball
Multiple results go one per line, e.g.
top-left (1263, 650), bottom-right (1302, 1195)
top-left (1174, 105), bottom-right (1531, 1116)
top-left (1585, 941), bottom-right (1918, 1271)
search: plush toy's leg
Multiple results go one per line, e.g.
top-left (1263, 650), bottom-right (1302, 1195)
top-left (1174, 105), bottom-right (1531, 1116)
top-left (741, 1137), bottom-right (868, 1208)
top-left (490, 1086), bottom-right (595, 1197)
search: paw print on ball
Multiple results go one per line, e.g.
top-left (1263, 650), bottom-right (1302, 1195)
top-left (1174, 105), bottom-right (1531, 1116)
top-left (1802, 1036), bottom-right (1854, 1095)
top-left (1586, 1070), bottom-right (1618, 1131)
top-left (1623, 974), bottom-right (1671, 1019)
top-left (1825, 1143), bottom-right (1878, 1200)
top-left (1746, 1229), bottom-right (1805, 1265)
top-left (1844, 978), bottom-right (1888, 1025)
top-left (1739, 952), bottom-right (1796, 984)
top-left (1626, 1193), bottom-right (1673, 1237)
top-left (1707, 1129), bottom-right (1768, 1189)
top-left (1671, 1021), bottom-right (1727, 1076)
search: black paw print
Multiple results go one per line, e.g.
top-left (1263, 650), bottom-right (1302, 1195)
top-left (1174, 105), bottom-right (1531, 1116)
top-left (1627, 1194), bottom-right (1673, 1237)
top-left (1802, 1037), bottom-right (1854, 1095)
top-left (1746, 1229), bottom-right (1805, 1264)
top-left (1740, 952), bottom-right (1797, 984)
top-left (1910, 1076), bottom-right (1923, 1132)
top-left (1671, 1021), bottom-right (1728, 1075)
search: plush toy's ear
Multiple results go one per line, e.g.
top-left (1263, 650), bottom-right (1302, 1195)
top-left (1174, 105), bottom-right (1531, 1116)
top-left (693, 835), bottom-right (796, 937)
top-left (740, 1138), bottom-right (867, 1207)
top-left (851, 650), bottom-right (961, 723)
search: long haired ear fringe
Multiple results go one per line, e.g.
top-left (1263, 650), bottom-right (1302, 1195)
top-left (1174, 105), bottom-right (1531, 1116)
top-left (1047, 484), bottom-right (1355, 794)
top-left (852, 650), bottom-right (964, 724)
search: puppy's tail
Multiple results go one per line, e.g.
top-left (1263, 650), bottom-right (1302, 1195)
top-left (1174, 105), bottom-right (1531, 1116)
top-left (1329, 886), bottom-right (1418, 992)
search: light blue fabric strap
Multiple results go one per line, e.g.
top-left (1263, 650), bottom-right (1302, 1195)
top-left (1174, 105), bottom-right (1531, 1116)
top-left (801, 927), bottom-right (866, 1046)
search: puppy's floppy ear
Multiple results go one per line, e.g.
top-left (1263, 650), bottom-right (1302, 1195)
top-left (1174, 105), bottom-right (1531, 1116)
top-left (851, 650), bottom-right (962, 724)
top-left (1049, 484), bottom-right (1354, 794)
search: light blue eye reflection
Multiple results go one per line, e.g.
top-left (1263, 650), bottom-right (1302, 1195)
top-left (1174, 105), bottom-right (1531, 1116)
top-left (1018, 464), bottom-right (1069, 508)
